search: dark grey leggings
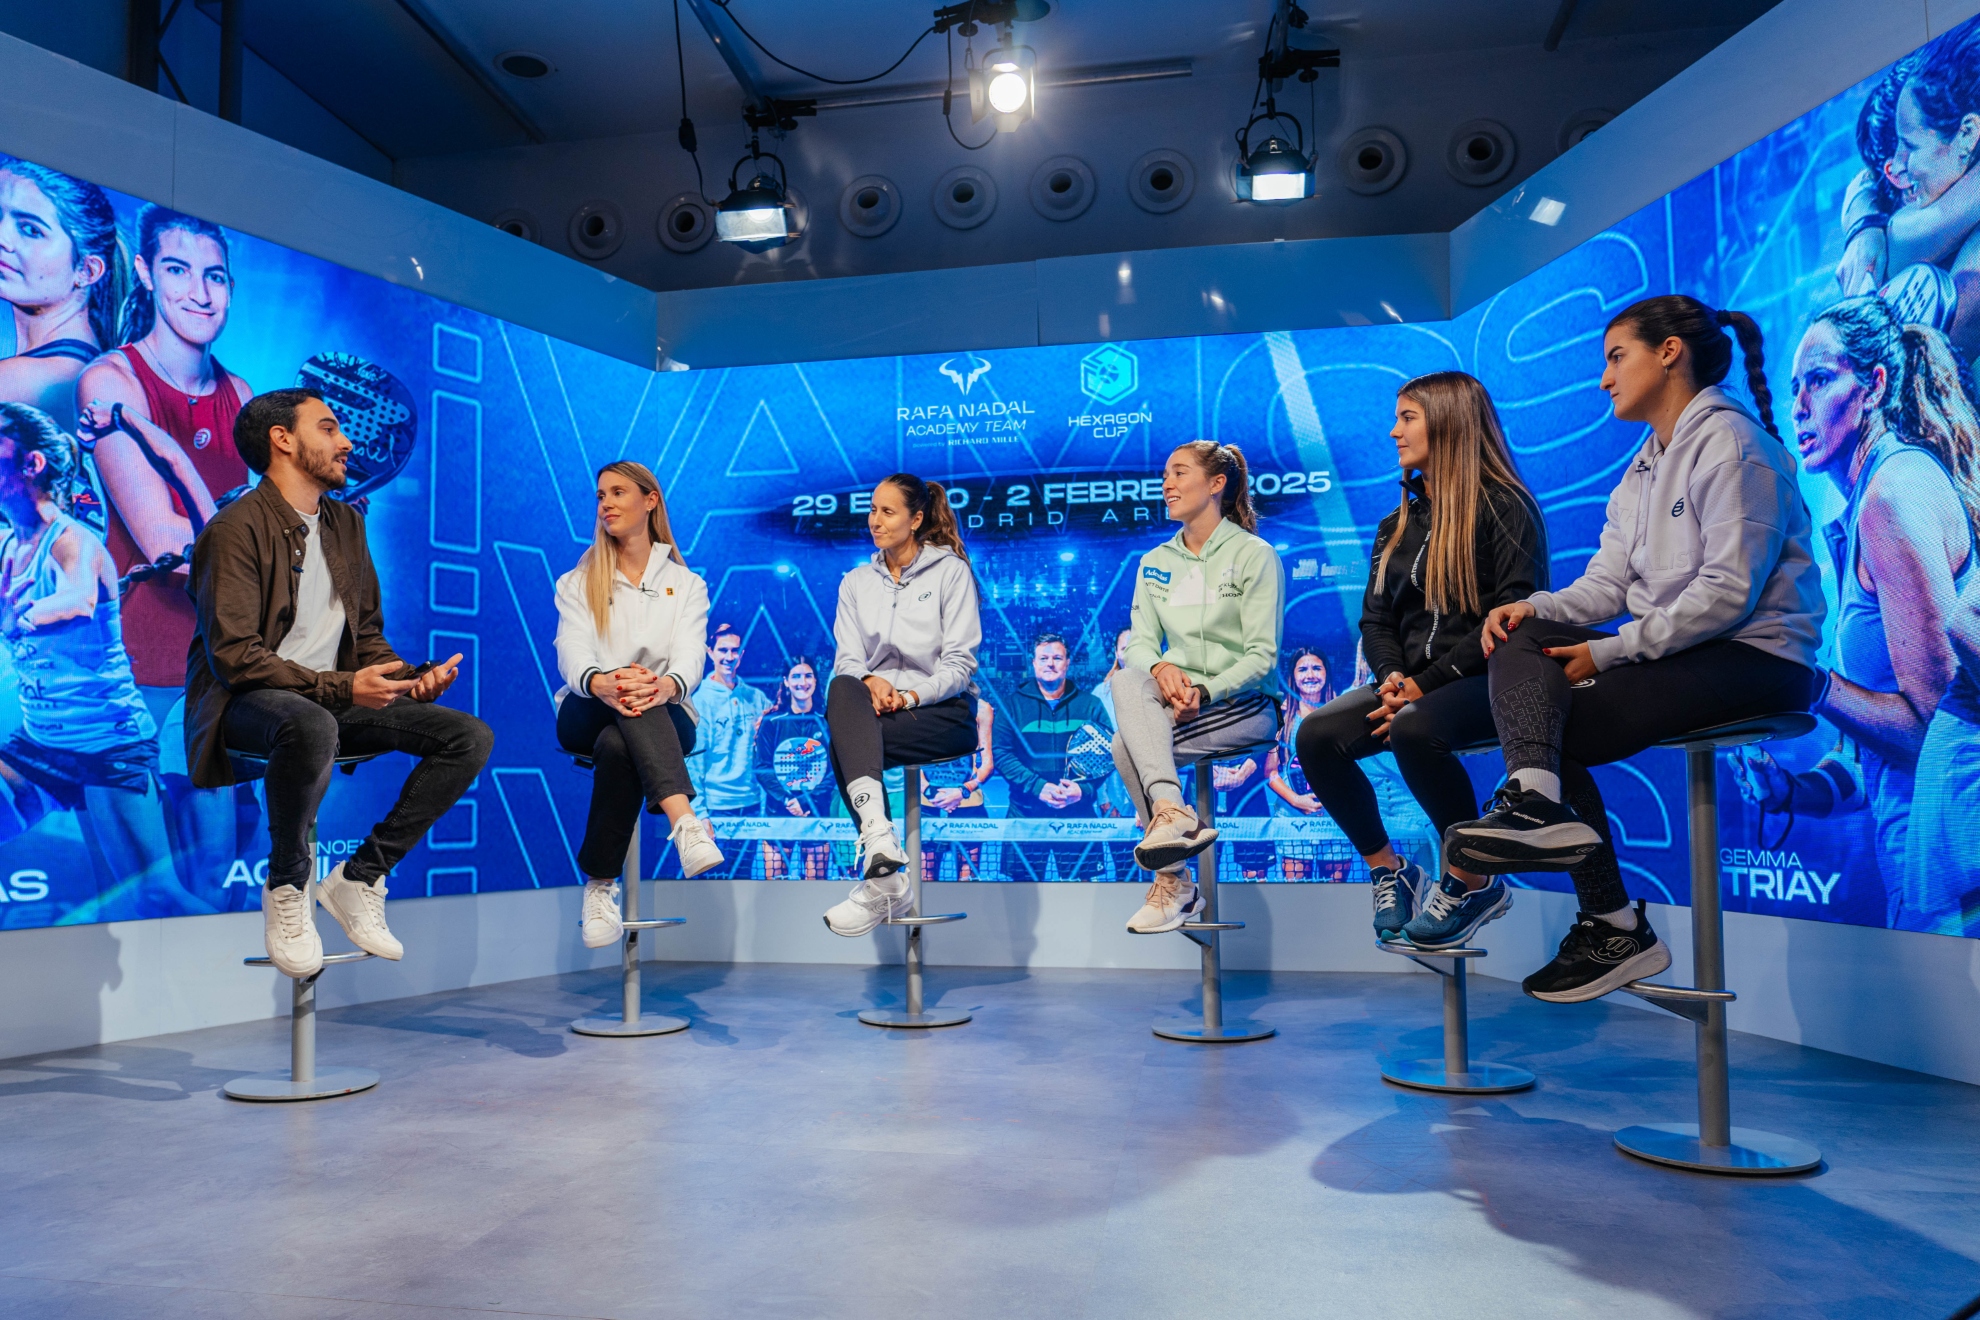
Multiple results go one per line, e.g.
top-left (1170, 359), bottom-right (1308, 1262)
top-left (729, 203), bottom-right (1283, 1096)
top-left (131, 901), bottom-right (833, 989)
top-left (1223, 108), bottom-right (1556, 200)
top-left (1486, 619), bottom-right (1821, 911)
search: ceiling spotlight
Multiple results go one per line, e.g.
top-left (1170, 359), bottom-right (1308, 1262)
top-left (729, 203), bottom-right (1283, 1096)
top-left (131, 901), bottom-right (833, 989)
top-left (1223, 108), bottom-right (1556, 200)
top-left (715, 140), bottom-right (800, 248)
top-left (1238, 133), bottom-right (1313, 201)
top-left (971, 41), bottom-right (1035, 131)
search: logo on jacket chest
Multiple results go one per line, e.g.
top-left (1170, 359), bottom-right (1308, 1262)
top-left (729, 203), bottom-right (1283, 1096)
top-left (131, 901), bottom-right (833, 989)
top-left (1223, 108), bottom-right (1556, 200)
top-left (1671, 498), bottom-right (1686, 517)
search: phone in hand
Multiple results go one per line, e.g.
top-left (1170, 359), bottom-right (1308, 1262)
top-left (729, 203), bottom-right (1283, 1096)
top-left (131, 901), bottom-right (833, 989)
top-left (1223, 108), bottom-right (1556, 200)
top-left (386, 660), bottom-right (437, 683)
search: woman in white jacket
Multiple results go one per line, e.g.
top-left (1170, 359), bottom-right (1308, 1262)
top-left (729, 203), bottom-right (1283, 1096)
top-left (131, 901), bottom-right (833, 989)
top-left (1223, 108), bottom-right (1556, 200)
top-left (553, 461), bottom-right (724, 948)
top-left (822, 472), bottom-right (983, 936)
top-left (1448, 295), bottom-right (1827, 1004)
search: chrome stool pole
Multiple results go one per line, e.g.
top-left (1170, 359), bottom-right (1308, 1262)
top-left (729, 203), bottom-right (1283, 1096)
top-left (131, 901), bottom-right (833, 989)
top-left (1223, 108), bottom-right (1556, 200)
top-left (1375, 943), bottom-right (1534, 1093)
top-left (1613, 717), bottom-right (1822, 1175)
top-left (570, 774), bottom-right (690, 1037)
top-left (861, 765), bottom-right (970, 1028)
top-left (1135, 752), bottom-right (1274, 1043)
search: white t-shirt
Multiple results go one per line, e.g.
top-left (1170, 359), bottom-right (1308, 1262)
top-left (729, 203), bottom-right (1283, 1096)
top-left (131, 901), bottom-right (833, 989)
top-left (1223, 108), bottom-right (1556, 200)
top-left (276, 506), bottom-right (348, 674)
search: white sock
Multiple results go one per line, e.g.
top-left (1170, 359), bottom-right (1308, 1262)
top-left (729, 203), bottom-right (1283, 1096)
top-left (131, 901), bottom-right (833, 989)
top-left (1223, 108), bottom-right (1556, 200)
top-left (846, 776), bottom-right (889, 832)
top-left (1594, 905), bottom-right (1639, 931)
top-left (1511, 769), bottom-right (1561, 802)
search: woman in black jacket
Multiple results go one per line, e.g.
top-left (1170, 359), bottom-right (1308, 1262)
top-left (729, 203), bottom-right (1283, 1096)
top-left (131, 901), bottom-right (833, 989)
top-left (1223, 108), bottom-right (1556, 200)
top-left (1295, 370), bottom-right (1547, 948)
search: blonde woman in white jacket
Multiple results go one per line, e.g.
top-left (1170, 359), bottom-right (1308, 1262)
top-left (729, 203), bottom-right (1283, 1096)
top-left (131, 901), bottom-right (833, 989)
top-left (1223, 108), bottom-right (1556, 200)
top-left (554, 461), bottom-right (724, 948)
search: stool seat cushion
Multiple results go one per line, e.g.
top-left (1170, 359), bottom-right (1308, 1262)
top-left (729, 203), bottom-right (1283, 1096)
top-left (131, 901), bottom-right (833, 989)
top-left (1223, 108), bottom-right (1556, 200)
top-left (1190, 741), bottom-right (1278, 765)
top-left (1652, 711), bottom-right (1816, 751)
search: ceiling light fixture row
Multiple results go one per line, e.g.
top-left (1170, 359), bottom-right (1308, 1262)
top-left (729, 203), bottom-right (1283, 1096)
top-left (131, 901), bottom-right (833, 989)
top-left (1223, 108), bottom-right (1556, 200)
top-left (1233, 0), bottom-right (1339, 205)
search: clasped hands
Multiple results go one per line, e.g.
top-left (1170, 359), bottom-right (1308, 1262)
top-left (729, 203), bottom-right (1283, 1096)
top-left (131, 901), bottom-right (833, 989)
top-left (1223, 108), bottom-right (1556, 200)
top-left (862, 674), bottom-right (920, 715)
top-left (590, 664), bottom-right (680, 716)
top-left (1150, 662), bottom-right (1208, 723)
top-left (353, 653), bottom-right (465, 710)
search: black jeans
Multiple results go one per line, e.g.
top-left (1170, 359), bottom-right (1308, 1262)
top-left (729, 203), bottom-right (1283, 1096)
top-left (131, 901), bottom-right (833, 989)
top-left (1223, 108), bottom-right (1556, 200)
top-left (1295, 678), bottom-right (1495, 857)
top-left (825, 675), bottom-right (976, 818)
top-left (224, 689), bottom-right (494, 889)
top-left (556, 693), bottom-right (698, 879)
top-left (1487, 619), bottom-right (1822, 911)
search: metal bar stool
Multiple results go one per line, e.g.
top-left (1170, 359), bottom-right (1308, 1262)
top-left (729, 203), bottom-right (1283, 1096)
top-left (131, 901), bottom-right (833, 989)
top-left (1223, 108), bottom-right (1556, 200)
top-left (1611, 712), bottom-right (1822, 1175)
top-left (1130, 746), bottom-right (1275, 1043)
top-left (858, 764), bottom-right (970, 1028)
top-left (568, 754), bottom-right (688, 1038)
top-left (225, 751), bottom-right (383, 1102)
top-left (1373, 734), bottom-right (1535, 1093)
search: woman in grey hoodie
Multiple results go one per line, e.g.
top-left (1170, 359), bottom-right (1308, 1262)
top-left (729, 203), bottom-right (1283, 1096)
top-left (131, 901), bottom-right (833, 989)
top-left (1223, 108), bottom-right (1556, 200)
top-left (1446, 294), bottom-right (1827, 1004)
top-left (821, 472), bottom-right (983, 937)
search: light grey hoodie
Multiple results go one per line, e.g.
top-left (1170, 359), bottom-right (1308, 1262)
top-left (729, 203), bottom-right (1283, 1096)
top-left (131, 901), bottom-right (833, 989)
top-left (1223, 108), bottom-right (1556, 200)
top-left (1528, 386), bottom-right (1826, 672)
top-left (833, 543), bottom-right (981, 704)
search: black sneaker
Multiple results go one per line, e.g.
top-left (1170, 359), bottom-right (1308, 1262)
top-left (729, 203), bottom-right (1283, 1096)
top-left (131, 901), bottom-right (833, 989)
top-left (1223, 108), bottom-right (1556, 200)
top-left (1521, 904), bottom-right (1672, 1003)
top-left (1442, 784), bottom-right (1603, 873)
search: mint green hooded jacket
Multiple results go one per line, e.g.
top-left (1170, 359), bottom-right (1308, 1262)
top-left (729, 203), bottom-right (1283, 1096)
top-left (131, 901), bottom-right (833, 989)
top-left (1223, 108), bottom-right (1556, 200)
top-left (1122, 519), bottom-right (1285, 703)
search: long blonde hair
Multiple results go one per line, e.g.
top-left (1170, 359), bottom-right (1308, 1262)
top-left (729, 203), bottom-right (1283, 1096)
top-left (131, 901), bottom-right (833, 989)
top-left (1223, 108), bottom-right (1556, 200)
top-left (582, 461), bottom-right (684, 633)
top-left (1375, 372), bottom-right (1533, 616)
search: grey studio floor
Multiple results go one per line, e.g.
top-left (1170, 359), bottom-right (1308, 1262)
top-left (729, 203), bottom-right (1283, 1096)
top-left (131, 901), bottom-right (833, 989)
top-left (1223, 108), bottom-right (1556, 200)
top-left (3, 962), bottom-right (1978, 1320)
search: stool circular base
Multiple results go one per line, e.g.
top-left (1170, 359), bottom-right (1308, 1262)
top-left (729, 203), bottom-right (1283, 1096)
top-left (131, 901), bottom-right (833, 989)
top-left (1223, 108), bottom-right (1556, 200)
top-left (1380, 1057), bottom-right (1535, 1094)
top-left (1614, 1123), bottom-right (1821, 1175)
top-left (223, 1066), bottom-right (379, 1102)
top-left (570, 1014), bottom-right (690, 1037)
top-left (1152, 1018), bottom-right (1275, 1043)
top-left (859, 1007), bottom-right (971, 1028)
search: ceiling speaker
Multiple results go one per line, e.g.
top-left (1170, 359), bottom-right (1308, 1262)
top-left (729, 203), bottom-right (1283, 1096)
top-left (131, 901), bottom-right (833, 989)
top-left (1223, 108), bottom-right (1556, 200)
top-left (1029, 156), bottom-right (1095, 221)
top-left (1338, 128), bottom-right (1407, 196)
top-left (567, 200), bottom-right (624, 259)
top-left (491, 209), bottom-right (538, 243)
top-left (1126, 149), bottom-right (1194, 214)
top-left (933, 165), bottom-right (997, 230)
top-left (1446, 120), bottom-right (1516, 187)
top-left (656, 193), bottom-right (714, 253)
top-left (839, 175), bottom-right (902, 238)
top-left (1558, 108), bottom-right (1615, 154)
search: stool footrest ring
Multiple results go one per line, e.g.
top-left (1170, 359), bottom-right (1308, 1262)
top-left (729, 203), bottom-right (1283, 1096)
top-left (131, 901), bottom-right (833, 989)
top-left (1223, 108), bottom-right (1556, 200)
top-left (1622, 980), bottom-right (1736, 1024)
top-left (1374, 941), bottom-right (1486, 959)
top-left (244, 951), bottom-right (374, 969)
top-left (884, 913), bottom-right (966, 926)
top-left (1182, 920), bottom-right (1244, 931)
top-left (622, 918), bottom-right (686, 930)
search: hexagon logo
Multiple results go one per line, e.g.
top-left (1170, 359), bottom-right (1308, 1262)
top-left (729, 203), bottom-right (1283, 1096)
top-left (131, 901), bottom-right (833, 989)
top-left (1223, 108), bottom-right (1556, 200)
top-left (1080, 343), bottom-right (1138, 405)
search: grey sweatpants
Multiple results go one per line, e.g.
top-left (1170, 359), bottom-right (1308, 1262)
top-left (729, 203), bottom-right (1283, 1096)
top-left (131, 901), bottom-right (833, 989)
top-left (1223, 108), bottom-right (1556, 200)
top-left (1108, 667), bottom-right (1281, 826)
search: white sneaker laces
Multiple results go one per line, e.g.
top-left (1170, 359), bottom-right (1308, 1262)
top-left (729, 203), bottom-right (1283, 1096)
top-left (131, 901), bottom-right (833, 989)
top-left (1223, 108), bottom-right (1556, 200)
top-left (354, 881), bottom-right (388, 934)
top-left (1372, 872), bottom-right (1402, 909)
top-left (584, 883), bottom-right (618, 921)
top-left (272, 886), bottom-right (309, 940)
top-left (1420, 882), bottom-right (1463, 922)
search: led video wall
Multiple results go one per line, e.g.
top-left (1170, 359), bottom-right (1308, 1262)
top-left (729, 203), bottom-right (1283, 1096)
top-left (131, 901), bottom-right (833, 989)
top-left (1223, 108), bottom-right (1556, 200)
top-left (1, 12), bottom-right (1975, 938)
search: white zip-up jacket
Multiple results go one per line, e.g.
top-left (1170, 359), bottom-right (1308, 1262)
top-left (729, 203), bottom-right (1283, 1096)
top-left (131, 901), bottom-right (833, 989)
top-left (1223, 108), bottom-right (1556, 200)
top-left (1527, 386), bottom-right (1826, 672)
top-left (833, 543), bottom-right (981, 705)
top-left (552, 544), bottom-right (709, 718)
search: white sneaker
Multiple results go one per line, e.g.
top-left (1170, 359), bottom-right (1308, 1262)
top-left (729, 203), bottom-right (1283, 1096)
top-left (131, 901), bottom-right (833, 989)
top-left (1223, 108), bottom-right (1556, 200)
top-left (856, 821), bottom-right (908, 880)
top-left (671, 815), bottom-right (725, 878)
top-left (580, 879), bottom-right (623, 948)
top-left (1133, 801), bottom-right (1218, 871)
top-left (1126, 870), bottom-right (1201, 934)
top-left (315, 863), bottom-right (404, 960)
top-left (262, 882), bottom-right (323, 978)
top-left (823, 875), bottom-right (910, 937)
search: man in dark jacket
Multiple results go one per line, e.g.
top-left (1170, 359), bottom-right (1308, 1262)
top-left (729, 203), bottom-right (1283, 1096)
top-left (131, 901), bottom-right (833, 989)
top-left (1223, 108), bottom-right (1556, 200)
top-left (994, 633), bottom-right (1112, 880)
top-left (187, 388), bottom-right (493, 979)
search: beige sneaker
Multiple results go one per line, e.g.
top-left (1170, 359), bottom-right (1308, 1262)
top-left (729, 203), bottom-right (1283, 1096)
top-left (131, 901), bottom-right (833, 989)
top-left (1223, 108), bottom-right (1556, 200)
top-left (1133, 800), bottom-right (1218, 871)
top-left (316, 863), bottom-right (403, 960)
top-left (262, 882), bottom-right (323, 978)
top-left (671, 815), bottom-right (725, 878)
top-left (580, 879), bottom-right (623, 948)
top-left (1126, 870), bottom-right (1201, 934)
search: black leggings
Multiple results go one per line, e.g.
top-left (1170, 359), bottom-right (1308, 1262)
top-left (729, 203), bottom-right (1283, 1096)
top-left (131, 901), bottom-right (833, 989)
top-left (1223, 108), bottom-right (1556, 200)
top-left (1487, 619), bottom-right (1822, 912)
top-left (825, 675), bottom-right (976, 818)
top-left (1295, 677), bottom-right (1494, 858)
top-left (556, 693), bottom-right (697, 879)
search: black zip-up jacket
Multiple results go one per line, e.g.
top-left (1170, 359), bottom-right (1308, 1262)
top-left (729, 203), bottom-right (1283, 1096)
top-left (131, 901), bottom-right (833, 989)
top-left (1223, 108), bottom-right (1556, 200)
top-left (1359, 476), bottom-right (1548, 695)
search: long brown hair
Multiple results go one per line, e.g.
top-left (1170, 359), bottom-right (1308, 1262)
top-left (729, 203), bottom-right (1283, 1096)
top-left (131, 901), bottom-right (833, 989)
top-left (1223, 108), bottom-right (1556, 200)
top-left (581, 460), bottom-right (684, 633)
top-left (1172, 440), bottom-right (1257, 532)
top-left (1376, 371), bottom-right (1533, 616)
top-left (882, 472), bottom-right (970, 562)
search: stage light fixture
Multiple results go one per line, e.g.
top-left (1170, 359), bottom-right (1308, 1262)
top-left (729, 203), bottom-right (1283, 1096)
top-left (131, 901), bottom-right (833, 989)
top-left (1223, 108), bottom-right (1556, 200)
top-left (970, 40), bottom-right (1035, 131)
top-left (1237, 132), bottom-right (1313, 201)
top-left (715, 140), bottom-right (800, 248)
top-left (1231, 0), bottom-right (1334, 206)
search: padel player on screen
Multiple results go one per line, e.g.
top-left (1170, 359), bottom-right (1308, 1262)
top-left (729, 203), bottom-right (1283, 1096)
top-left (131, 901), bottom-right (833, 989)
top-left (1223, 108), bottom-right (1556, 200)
top-left (821, 472), bottom-right (982, 936)
top-left (0, 160), bottom-right (128, 434)
top-left (1111, 441), bottom-right (1283, 934)
top-left (553, 460), bottom-right (723, 948)
top-left (994, 630), bottom-right (1113, 881)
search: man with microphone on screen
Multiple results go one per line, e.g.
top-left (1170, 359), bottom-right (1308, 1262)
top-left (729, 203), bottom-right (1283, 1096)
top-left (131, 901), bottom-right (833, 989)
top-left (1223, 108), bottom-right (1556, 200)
top-left (183, 387), bottom-right (494, 977)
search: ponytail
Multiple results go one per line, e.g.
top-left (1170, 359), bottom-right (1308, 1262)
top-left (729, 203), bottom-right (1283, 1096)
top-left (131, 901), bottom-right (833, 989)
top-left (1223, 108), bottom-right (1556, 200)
top-left (1900, 325), bottom-right (1980, 533)
top-left (882, 472), bottom-right (970, 563)
top-left (1173, 440), bottom-right (1258, 532)
top-left (0, 401), bottom-right (85, 511)
top-left (1608, 294), bottom-right (1779, 439)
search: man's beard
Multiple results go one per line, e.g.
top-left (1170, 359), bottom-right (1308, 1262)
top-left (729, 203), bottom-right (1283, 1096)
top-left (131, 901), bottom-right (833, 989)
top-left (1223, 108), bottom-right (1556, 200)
top-left (299, 441), bottom-right (347, 492)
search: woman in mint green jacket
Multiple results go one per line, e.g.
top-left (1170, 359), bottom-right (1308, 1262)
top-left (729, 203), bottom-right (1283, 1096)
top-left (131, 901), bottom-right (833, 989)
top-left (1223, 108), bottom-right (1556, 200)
top-left (1112, 440), bottom-right (1285, 934)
